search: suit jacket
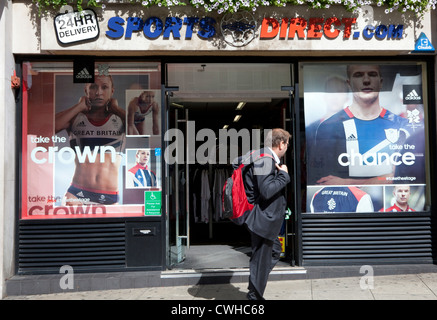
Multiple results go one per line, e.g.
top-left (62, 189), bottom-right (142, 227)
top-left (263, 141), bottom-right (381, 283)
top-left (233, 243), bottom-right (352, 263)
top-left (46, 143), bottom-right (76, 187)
top-left (239, 148), bottom-right (290, 241)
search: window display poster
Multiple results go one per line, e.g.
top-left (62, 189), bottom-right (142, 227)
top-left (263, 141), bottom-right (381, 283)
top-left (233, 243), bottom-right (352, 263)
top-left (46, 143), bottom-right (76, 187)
top-left (303, 63), bottom-right (427, 213)
top-left (22, 62), bottom-right (162, 219)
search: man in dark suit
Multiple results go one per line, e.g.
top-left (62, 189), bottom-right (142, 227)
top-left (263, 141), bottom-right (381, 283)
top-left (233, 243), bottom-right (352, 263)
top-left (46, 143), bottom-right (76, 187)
top-left (243, 128), bottom-right (291, 300)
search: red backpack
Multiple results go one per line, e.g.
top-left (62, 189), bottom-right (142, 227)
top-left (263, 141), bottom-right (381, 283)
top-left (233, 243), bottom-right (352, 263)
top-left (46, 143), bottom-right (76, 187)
top-left (222, 151), bottom-right (274, 225)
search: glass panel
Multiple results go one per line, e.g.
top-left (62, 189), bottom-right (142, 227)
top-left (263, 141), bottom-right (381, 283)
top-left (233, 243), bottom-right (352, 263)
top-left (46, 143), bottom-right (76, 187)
top-left (165, 63), bottom-right (293, 267)
top-left (21, 61), bottom-right (162, 219)
top-left (167, 63), bottom-right (290, 103)
top-left (301, 62), bottom-right (429, 213)
top-left (166, 93), bottom-right (189, 266)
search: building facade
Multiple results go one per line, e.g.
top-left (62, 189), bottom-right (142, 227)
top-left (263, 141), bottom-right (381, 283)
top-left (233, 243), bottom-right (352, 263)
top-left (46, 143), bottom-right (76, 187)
top-left (1, 0), bottom-right (437, 297)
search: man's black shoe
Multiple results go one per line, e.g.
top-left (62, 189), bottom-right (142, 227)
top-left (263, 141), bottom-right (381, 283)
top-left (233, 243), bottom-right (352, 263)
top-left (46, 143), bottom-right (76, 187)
top-left (247, 291), bottom-right (265, 300)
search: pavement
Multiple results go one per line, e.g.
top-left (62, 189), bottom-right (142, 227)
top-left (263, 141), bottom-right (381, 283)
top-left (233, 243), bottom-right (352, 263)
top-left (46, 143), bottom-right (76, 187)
top-left (4, 271), bottom-right (437, 300)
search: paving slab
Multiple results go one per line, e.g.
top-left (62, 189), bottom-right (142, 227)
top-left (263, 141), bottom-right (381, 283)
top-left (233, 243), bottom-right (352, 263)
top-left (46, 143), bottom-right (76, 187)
top-left (264, 279), bottom-right (313, 300)
top-left (4, 272), bottom-right (437, 300)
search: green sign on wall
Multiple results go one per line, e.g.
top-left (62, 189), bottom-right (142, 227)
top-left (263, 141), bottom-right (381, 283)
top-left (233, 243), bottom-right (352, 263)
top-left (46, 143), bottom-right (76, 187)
top-left (144, 191), bottom-right (162, 216)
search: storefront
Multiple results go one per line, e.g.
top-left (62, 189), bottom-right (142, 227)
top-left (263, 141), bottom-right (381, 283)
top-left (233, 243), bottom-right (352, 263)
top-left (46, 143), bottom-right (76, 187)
top-left (9, 1), bottom-right (437, 277)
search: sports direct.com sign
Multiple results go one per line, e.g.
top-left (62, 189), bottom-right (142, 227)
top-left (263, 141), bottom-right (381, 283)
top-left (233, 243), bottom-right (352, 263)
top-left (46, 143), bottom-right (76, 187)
top-left (43, 4), bottom-right (430, 51)
top-left (103, 14), bottom-right (404, 43)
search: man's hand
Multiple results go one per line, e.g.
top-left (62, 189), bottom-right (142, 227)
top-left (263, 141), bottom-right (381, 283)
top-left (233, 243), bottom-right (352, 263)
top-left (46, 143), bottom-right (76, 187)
top-left (276, 163), bottom-right (288, 173)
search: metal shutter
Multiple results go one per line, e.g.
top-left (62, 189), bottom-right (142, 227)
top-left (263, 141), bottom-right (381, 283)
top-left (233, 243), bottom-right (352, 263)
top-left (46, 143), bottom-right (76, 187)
top-left (18, 221), bottom-right (126, 274)
top-left (302, 214), bottom-right (433, 265)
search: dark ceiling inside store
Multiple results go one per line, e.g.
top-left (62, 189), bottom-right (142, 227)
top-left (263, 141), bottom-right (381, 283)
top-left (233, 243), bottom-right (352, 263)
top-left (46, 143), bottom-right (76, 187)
top-left (171, 99), bottom-right (287, 132)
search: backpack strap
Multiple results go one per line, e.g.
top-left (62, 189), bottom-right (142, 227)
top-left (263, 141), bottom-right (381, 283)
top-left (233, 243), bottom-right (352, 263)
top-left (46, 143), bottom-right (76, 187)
top-left (253, 153), bottom-right (275, 164)
top-left (238, 151), bottom-right (275, 169)
top-left (238, 150), bottom-right (258, 169)
top-left (258, 153), bottom-right (275, 160)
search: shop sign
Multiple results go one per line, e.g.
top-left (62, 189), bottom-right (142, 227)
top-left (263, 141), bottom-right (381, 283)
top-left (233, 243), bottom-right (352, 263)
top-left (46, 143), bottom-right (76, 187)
top-left (103, 14), bottom-right (404, 43)
top-left (54, 7), bottom-right (100, 45)
top-left (259, 17), bottom-right (403, 40)
top-left (45, 6), bottom-right (429, 51)
top-left (106, 16), bottom-right (216, 39)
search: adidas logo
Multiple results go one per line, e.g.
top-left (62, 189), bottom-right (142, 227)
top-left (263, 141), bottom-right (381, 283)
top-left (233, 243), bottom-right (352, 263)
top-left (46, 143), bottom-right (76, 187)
top-left (405, 89), bottom-right (421, 101)
top-left (76, 68), bottom-right (93, 79)
top-left (346, 133), bottom-right (357, 141)
top-left (77, 120), bottom-right (86, 127)
top-left (76, 191), bottom-right (84, 197)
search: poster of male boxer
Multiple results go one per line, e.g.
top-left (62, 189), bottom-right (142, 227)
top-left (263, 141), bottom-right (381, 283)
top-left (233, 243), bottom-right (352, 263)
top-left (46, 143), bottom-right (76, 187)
top-left (303, 62), bottom-right (427, 213)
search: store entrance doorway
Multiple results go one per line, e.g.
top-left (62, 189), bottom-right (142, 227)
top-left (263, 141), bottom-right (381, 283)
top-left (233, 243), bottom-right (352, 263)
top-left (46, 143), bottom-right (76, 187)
top-left (164, 63), bottom-right (296, 270)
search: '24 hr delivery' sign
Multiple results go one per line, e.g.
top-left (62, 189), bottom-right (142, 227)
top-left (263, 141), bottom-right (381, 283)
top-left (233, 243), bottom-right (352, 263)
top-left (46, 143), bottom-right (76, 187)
top-left (54, 8), bottom-right (100, 45)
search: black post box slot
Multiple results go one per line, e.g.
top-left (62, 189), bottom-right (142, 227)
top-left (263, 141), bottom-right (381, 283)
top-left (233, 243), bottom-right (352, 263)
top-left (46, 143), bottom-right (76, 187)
top-left (133, 227), bottom-right (156, 236)
top-left (126, 223), bottom-right (162, 268)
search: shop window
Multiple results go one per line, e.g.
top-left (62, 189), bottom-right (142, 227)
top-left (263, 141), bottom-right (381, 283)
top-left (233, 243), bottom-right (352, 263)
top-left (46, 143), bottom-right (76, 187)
top-left (300, 62), bottom-right (430, 214)
top-left (21, 61), bottom-right (162, 219)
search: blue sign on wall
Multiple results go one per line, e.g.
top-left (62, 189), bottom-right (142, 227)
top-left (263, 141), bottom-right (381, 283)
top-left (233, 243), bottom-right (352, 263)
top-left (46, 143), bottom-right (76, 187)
top-left (414, 32), bottom-right (435, 52)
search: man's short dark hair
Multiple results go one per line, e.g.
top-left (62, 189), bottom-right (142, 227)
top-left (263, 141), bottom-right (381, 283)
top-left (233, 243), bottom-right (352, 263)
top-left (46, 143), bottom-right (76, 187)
top-left (265, 128), bottom-right (291, 148)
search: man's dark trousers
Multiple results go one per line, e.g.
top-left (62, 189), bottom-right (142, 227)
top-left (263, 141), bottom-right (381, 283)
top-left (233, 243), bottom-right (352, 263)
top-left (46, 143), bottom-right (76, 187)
top-left (248, 231), bottom-right (282, 300)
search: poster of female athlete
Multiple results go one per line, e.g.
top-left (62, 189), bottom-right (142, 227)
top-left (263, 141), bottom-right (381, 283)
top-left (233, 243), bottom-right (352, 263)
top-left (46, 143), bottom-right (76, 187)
top-left (22, 61), bottom-right (162, 219)
top-left (303, 62), bottom-right (428, 213)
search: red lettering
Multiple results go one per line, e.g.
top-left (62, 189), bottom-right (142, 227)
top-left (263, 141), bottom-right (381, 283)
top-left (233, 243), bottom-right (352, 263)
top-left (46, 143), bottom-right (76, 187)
top-left (324, 17), bottom-right (341, 39)
top-left (29, 205), bottom-right (44, 215)
top-left (260, 16), bottom-right (358, 40)
top-left (92, 205), bottom-right (106, 214)
top-left (288, 18), bottom-right (306, 39)
top-left (27, 204), bottom-right (106, 216)
top-left (70, 206), bottom-right (91, 214)
top-left (307, 17), bottom-right (324, 39)
top-left (279, 18), bottom-right (288, 39)
top-left (54, 206), bottom-right (69, 215)
top-left (342, 18), bottom-right (357, 38)
top-left (260, 18), bottom-right (279, 39)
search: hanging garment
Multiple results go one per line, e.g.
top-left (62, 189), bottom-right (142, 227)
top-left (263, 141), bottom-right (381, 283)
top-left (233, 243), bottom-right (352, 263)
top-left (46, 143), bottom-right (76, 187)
top-left (200, 169), bottom-right (211, 223)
